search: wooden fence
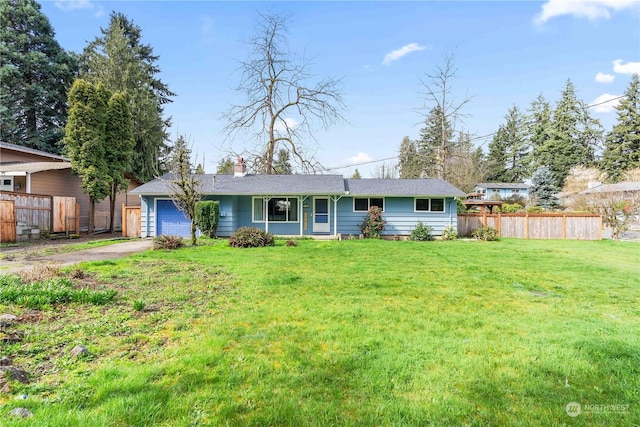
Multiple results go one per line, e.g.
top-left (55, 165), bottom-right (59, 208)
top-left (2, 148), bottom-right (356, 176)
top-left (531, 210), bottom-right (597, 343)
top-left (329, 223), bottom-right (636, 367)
top-left (122, 205), bottom-right (141, 237)
top-left (0, 192), bottom-right (79, 242)
top-left (458, 213), bottom-right (602, 240)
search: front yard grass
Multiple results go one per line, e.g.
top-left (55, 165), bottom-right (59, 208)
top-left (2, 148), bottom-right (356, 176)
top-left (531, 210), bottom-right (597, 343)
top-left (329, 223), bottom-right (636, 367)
top-left (0, 238), bottom-right (638, 426)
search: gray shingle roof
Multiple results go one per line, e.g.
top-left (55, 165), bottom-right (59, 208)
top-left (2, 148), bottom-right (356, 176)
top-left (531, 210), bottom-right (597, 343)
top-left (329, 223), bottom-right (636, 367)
top-left (129, 174), bottom-right (466, 197)
top-left (579, 181), bottom-right (640, 194)
top-left (345, 179), bottom-right (466, 197)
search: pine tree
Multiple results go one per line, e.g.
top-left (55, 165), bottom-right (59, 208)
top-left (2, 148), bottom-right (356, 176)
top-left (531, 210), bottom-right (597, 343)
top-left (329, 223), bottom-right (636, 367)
top-left (527, 94), bottom-right (552, 175)
top-left (105, 92), bottom-right (134, 232)
top-left (534, 80), bottom-right (603, 187)
top-left (0, 0), bottom-right (78, 152)
top-left (351, 169), bottom-right (362, 179)
top-left (530, 166), bottom-right (560, 209)
top-left (80, 12), bottom-right (173, 182)
top-left (273, 149), bottom-right (293, 174)
top-left (64, 79), bottom-right (111, 233)
top-left (398, 136), bottom-right (422, 178)
top-left (485, 106), bottom-right (529, 182)
top-left (415, 106), bottom-right (453, 178)
top-left (601, 74), bottom-right (640, 182)
top-left (216, 157), bottom-right (234, 174)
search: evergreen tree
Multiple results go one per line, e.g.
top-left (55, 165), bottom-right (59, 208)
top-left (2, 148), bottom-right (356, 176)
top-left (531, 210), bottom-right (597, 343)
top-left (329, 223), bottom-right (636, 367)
top-left (601, 74), bottom-right (640, 182)
top-left (529, 166), bottom-right (560, 209)
top-left (534, 80), bottom-right (603, 187)
top-left (273, 149), bottom-right (293, 174)
top-left (105, 92), bottom-right (134, 232)
top-left (195, 163), bottom-right (205, 174)
top-left (64, 79), bottom-right (111, 233)
top-left (216, 157), bottom-right (234, 174)
top-left (398, 136), bottom-right (422, 178)
top-left (80, 12), bottom-right (174, 182)
top-left (527, 94), bottom-right (552, 175)
top-left (0, 0), bottom-right (78, 152)
top-left (416, 106), bottom-right (454, 179)
top-left (485, 106), bottom-right (529, 182)
top-left (351, 169), bottom-right (362, 179)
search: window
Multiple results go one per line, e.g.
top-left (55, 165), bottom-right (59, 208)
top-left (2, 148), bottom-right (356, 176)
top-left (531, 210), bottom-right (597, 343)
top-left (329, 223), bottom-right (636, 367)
top-left (415, 198), bottom-right (445, 212)
top-left (253, 197), bottom-right (298, 222)
top-left (354, 197), bottom-right (384, 212)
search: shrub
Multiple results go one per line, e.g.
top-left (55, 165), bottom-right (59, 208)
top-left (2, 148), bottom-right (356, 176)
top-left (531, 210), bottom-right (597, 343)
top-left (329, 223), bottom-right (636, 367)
top-left (360, 206), bottom-right (385, 238)
top-left (195, 201), bottom-right (219, 238)
top-left (501, 203), bottom-right (523, 213)
top-left (441, 225), bottom-right (458, 241)
top-left (472, 226), bottom-right (499, 241)
top-left (526, 206), bottom-right (544, 213)
top-left (153, 235), bottom-right (184, 250)
top-left (229, 227), bottom-right (275, 248)
top-left (285, 240), bottom-right (298, 247)
top-left (17, 264), bottom-right (61, 284)
top-left (409, 221), bottom-right (434, 241)
top-left (133, 300), bottom-right (146, 311)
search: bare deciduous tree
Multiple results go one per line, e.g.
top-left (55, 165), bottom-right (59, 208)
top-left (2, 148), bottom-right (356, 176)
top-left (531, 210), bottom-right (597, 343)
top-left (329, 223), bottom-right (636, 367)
top-left (417, 53), bottom-right (472, 179)
top-left (223, 13), bottom-right (346, 174)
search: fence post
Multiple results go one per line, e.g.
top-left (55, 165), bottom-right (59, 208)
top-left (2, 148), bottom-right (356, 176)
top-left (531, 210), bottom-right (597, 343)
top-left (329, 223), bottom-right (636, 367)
top-left (122, 204), bottom-right (126, 237)
top-left (497, 213), bottom-right (501, 237)
top-left (562, 214), bottom-right (567, 239)
top-left (525, 213), bottom-right (529, 239)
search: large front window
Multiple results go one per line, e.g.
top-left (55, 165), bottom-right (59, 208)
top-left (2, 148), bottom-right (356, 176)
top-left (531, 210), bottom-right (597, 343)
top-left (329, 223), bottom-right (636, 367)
top-left (253, 197), bottom-right (299, 222)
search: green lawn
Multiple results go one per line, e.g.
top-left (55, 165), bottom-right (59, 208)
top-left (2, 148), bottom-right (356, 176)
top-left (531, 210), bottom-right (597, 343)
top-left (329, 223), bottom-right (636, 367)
top-left (0, 238), bottom-right (638, 426)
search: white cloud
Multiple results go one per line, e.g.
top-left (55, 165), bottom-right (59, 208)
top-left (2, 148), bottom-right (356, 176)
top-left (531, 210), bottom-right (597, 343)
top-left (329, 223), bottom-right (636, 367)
top-left (349, 152), bottom-right (373, 164)
top-left (595, 72), bottom-right (615, 83)
top-left (274, 117), bottom-right (299, 132)
top-left (534, 0), bottom-right (638, 25)
top-left (613, 59), bottom-right (640, 75)
top-left (382, 43), bottom-right (428, 66)
top-left (55, 0), bottom-right (103, 17)
top-left (590, 93), bottom-right (621, 113)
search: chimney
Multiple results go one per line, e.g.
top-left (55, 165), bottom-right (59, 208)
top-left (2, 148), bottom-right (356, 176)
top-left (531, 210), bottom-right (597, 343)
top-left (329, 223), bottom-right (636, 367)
top-left (234, 156), bottom-right (247, 177)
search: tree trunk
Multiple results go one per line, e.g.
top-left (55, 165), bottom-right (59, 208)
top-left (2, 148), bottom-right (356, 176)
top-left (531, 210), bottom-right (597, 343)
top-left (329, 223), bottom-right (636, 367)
top-left (109, 188), bottom-right (116, 233)
top-left (190, 221), bottom-right (197, 247)
top-left (88, 200), bottom-right (95, 234)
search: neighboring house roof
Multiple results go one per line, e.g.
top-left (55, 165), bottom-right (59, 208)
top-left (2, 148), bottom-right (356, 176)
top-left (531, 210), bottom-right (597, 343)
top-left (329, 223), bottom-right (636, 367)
top-left (0, 141), bottom-right (67, 161)
top-left (130, 174), bottom-right (466, 197)
top-left (475, 182), bottom-right (530, 189)
top-left (0, 162), bottom-right (71, 174)
top-left (579, 181), bottom-right (640, 195)
top-left (345, 178), bottom-right (466, 197)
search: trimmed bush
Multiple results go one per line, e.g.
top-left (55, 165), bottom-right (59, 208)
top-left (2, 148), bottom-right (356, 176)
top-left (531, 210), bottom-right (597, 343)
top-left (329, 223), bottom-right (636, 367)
top-left (409, 221), bottom-right (434, 241)
top-left (153, 235), bottom-right (185, 250)
top-left (472, 226), bottom-right (499, 241)
top-left (360, 206), bottom-right (385, 238)
top-left (195, 200), bottom-right (219, 238)
top-left (441, 225), bottom-right (458, 241)
top-left (501, 203), bottom-right (523, 213)
top-left (229, 227), bottom-right (275, 248)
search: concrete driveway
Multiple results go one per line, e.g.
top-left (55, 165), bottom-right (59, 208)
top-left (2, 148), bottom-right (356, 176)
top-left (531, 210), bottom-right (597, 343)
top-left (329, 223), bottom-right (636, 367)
top-left (1, 239), bottom-right (154, 275)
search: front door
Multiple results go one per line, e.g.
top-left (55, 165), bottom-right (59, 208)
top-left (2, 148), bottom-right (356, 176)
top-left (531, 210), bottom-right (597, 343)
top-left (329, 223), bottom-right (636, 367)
top-left (313, 197), bottom-right (330, 233)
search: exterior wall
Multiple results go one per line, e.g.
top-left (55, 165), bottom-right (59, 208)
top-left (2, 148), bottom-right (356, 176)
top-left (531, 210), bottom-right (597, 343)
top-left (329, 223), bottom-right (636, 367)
top-left (30, 170), bottom-right (139, 230)
top-left (337, 197), bottom-right (458, 236)
top-left (0, 149), bottom-right (64, 163)
top-left (477, 186), bottom-right (529, 201)
top-left (139, 194), bottom-right (459, 237)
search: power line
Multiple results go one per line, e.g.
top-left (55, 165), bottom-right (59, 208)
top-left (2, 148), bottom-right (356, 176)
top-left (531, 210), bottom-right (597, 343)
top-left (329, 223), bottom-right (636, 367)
top-left (324, 93), bottom-right (627, 172)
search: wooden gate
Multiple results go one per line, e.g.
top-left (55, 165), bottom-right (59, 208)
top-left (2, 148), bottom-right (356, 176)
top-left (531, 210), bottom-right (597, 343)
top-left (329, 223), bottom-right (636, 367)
top-left (53, 196), bottom-right (79, 233)
top-left (122, 205), bottom-right (141, 237)
top-left (0, 200), bottom-right (16, 243)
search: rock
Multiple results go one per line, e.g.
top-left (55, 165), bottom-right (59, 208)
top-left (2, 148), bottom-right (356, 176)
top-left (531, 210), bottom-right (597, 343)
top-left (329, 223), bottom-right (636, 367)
top-left (8, 407), bottom-right (33, 418)
top-left (0, 367), bottom-right (29, 384)
top-left (70, 345), bottom-right (89, 358)
top-left (0, 314), bottom-right (17, 329)
top-left (0, 356), bottom-right (12, 366)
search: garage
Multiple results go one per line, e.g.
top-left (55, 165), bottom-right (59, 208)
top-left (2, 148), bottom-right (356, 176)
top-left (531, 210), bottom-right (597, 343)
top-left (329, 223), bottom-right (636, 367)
top-left (156, 199), bottom-right (191, 237)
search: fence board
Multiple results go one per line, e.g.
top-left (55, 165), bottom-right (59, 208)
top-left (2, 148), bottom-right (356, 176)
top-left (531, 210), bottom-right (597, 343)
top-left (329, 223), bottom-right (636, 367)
top-left (458, 213), bottom-right (602, 240)
top-left (0, 200), bottom-right (16, 243)
top-left (53, 196), bottom-right (78, 233)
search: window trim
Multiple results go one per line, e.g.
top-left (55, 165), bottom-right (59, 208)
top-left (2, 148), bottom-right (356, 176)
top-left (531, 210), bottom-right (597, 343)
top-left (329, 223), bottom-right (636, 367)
top-left (252, 196), bottom-right (300, 223)
top-left (414, 197), bottom-right (446, 213)
top-left (353, 197), bottom-right (385, 212)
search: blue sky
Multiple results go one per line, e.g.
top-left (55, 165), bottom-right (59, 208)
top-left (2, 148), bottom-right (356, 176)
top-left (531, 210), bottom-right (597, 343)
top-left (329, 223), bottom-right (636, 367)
top-left (41, 0), bottom-right (640, 177)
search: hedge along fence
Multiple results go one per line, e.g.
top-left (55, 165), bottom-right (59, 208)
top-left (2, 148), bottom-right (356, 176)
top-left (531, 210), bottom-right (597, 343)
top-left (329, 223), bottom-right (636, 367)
top-left (457, 213), bottom-right (602, 240)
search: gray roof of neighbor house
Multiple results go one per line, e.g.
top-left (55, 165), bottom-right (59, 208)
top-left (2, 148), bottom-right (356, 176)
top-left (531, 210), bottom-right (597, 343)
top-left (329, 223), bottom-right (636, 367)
top-left (579, 181), bottom-right (640, 194)
top-left (130, 174), bottom-right (466, 197)
top-left (475, 182), bottom-right (530, 189)
top-left (0, 141), bottom-right (67, 161)
top-left (345, 178), bottom-right (466, 197)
